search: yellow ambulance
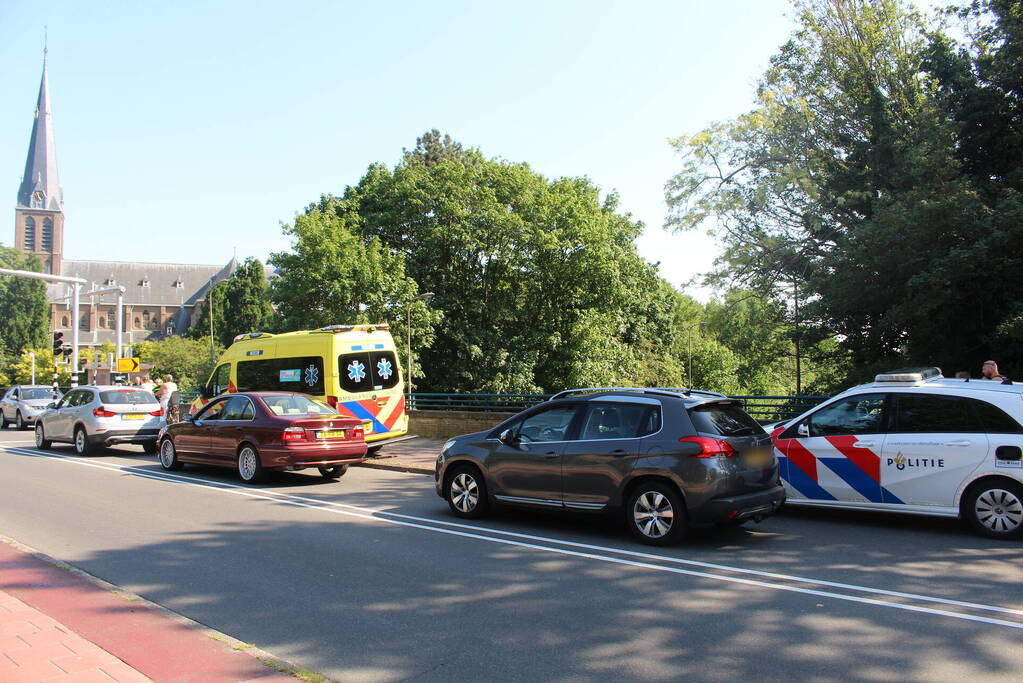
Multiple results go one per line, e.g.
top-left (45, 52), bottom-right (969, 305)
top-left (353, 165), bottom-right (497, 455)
top-left (196, 324), bottom-right (408, 445)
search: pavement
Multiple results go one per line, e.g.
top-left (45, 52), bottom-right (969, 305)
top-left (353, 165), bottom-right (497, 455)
top-left (354, 436), bottom-right (442, 475)
top-left (0, 540), bottom-right (297, 682)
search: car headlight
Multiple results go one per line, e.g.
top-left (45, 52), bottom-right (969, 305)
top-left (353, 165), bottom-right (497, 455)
top-left (442, 439), bottom-right (456, 454)
top-left (21, 405), bottom-right (37, 415)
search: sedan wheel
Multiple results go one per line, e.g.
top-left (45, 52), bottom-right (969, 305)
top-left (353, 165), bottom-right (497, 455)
top-left (446, 466), bottom-right (490, 519)
top-left (237, 445), bottom-right (265, 483)
top-left (318, 465), bottom-right (348, 479)
top-left (966, 482), bottom-right (1023, 539)
top-left (35, 423), bottom-right (51, 450)
top-left (627, 482), bottom-right (686, 546)
top-left (159, 439), bottom-right (182, 471)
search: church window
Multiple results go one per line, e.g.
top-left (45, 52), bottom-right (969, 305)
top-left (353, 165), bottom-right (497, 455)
top-left (24, 217), bottom-right (36, 250)
top-left (140, 279), bottom-right (150, 288)
top-left (41, 218), bottom-right (53, 251)
top-left (107, 310), bottom-right (115, 329)
top-left (61, 316), bottom-right (69, 328)
top-left (134, 317), bottom-right (141, 329)
top-left (143, 311), bottom-right (150, 328)
top-left (104, 278), bottom-right (116, 286)
top-left (151, 313), bottom-right (160, 329)
top-left (79, 315), bottom-right (89, 331)
top-left (173, 280), bottom-right (184, 289)
top-left (99, 315), bottom-right (106, 328)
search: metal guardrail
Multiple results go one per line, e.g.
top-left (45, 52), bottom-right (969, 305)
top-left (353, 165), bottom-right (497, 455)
top-left (407, 392), bottom-right (828, 420)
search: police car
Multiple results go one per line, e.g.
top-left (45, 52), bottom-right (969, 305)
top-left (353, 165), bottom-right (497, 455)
top-left (771, 368), bottom-right (1023, 539)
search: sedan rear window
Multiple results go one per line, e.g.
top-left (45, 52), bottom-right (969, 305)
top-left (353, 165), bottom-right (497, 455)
top-left (260, 395), bottom-right (337, 417)
top-left (99, 390), bottom-right (156, 404)
top-left (689, 401), bottom-right (764, 437)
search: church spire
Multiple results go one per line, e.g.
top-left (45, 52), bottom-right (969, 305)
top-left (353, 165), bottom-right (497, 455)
top-left (17, 52), bottom-right (63, 211)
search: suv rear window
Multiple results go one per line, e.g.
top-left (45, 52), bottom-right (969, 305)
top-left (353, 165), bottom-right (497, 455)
top-left (689, 401), bottom-right (764, 437)
top-left (99, 390), bottom-right (156, 404)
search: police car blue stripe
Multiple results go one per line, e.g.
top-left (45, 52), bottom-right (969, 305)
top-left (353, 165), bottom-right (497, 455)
top-left (881, 487), bottom-right (905, 504)
top-left (780, 457), bottom-right (838, 501)
top-left (820, 457), bottom-right (886, 503)
top-left (342, 401), bottom-right (387, 434)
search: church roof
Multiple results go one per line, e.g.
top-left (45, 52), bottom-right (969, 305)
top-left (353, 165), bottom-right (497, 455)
top-left (46, 259), bottom-right (238, 307)
top-left (17, 58), bottom-right (63, 211)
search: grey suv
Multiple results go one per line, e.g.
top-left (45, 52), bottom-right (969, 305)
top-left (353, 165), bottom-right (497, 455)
top-left (34, 385), bottom-right (165, 455)
top-left (1, 385), bottom-right (61, 430)
top-left (435, 388), bottom-right (786, 545)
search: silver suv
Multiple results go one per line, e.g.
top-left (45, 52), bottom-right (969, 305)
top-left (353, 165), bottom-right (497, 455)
top-left (34, 385), bottom-right (165, 455)
top-left (1, 385), bottom-right (62, 430)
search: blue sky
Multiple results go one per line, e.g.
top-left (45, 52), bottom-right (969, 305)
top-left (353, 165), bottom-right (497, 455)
top-left (1, 1), bottom-right (806, 300)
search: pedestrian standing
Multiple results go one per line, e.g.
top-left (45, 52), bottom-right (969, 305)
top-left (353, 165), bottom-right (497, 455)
top-left (163, 374), bottom-right (180, 423)
top-left (981, 360), bottom-right (1008, 382)
top-left (140, 374), bottom-right (155, 393)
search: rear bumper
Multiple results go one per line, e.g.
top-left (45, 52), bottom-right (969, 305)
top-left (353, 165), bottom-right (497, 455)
top-left (260, 443), bottom-right (367, 469)
top-left (690, 484), bottom-right (786, 524)
top-left (91, 429), bottom-right (161, 446)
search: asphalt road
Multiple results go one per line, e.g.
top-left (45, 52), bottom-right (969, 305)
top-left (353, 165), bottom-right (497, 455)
top-left (1, 428), bottom-right (1022, 682)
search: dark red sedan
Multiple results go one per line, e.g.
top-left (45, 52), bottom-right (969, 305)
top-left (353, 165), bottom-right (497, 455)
top-left (157, 392), bottom-right (366, 483)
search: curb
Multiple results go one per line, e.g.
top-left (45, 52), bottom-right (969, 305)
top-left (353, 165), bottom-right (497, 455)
top-left (354, 460), bottom-right (433, 475)
top-left (0, 534), bottom-right (336, 683)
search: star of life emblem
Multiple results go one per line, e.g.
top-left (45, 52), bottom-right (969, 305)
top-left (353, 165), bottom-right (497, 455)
top-left (304, 365), bottom-right (319, 386)
top-left (376, 358), bottom-right (393, 380)
top-left (347, 360), bottom-right (366, 383)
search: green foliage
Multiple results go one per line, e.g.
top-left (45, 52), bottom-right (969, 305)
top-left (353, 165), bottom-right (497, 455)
top-left (666, 0), bottom-right (1023, 385)
top-left (8, 348), bottom-right (75, 385)
top-left (134, 336), bottom-right (225, 392)
top-left (0, 249), bottom-right (50, 357)
top-left (189, 258), bottom-right (275, 347)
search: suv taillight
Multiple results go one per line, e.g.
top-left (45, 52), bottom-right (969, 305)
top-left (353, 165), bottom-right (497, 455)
top-left (93, 407), bottom-right (117, 418)
top-left (680, 435), bottom-right (736, 458)
top-left (150, 408), bottom-right (164, 416)
top-left (282, 426), bottom-right (306, 442)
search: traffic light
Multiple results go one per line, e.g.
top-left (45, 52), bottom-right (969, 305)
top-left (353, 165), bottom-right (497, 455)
top-left (52, 331), bottom-right (63, 354)
top-left (63, 347), bottom-right (73, 360)
top-left (78, 355), bottom-right (87, 368)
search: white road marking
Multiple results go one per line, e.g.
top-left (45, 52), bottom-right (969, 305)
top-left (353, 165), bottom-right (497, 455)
top-left (5, 445), bottom-right (1023, 631)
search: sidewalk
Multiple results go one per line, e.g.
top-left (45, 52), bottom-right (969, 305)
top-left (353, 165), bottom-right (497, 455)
top-left (354, 436), bottom-right (444, 475)
top-left (0, 540), bottom-right (298, 682)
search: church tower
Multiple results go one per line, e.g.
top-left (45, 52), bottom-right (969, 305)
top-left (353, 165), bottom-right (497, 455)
top-left (14, 54), bottom-right (64, 275)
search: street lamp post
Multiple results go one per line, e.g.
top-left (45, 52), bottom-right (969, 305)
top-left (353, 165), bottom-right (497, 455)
top-left (406, 292), bottom-right (434, 401)
top-left (29, 352), bottom-right (36, 385)
top-left (686, 321), bottom-right (706, 389)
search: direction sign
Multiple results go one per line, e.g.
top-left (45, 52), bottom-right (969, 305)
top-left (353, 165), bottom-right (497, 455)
top-left (117, 357), bottom-right (141, 372)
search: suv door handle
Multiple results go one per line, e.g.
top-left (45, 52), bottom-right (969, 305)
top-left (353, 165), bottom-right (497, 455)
top-left (945, 440), bottom-right (971, 447)
top-left (610, 449), bottom-right (627, 456)
top-left (543, 451), bottom-right (560, 459)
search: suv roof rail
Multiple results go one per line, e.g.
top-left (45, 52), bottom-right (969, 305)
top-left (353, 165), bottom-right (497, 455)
top-left (549, 387), bottom-right (728, 402)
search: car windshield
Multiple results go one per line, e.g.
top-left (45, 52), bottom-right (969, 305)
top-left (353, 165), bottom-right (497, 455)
top-left (689, 401), bottom-right (765, 437)
top-left (260, 394), bottom-right (337, 416)
top-left (99, 390), bottom-right (157, 404)
top-left (22, 388), bottom-right (57, 400)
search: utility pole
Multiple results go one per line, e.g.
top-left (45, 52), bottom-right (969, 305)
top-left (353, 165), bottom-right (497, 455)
top-left (208, 279), bottom-right (216, 364)
top-left (29, 352), bottom-right (36, 385)
top-left (794, 281), bottom-right (802, 395)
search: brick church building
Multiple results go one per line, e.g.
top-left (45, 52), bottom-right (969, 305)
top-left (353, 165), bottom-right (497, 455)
top-left (13, 57), bottom-right (240, 349)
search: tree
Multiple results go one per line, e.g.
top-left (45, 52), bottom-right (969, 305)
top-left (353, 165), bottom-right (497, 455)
top-left (8, 348), bottom-right (75, 385)
top-left (666, 0), bottom-right (998, 384)
top-left (317, 132), bottom-right (680, 394)
top-left (189, 258), bottom-right (275, 347)
top-left (134, 336), bottom-right (225, 392)
top-left (0, 248), bottom-right (50, 356)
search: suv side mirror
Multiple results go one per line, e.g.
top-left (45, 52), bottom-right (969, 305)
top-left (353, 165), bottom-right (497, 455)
top-left (498, 429), bottom-right (518, 445)
top-left (47, 402), bottom-right (57, 409)
top-left (797, 422), bottom-right (810, 438)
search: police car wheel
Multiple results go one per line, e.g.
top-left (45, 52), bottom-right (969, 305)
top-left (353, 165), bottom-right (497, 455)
top-left (964, 481), bottom-right (1023, 540)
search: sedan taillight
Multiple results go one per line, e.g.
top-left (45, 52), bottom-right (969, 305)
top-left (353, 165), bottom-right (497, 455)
top-left (346, 427), bottom-right (364, 441)
top-left (93, 407), bottom-right (117, 418)
top-left (282, 426), bottom-right (306, 442)
top-left (680, 435), bottom-right (736, 458)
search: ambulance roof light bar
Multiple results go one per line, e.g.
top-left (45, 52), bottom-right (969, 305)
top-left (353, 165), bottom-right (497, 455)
top-left (874, 367), bottom-right (943, 384)
top-left (232, 332), bottom-right (273, 343)
top-left (318, 323), bottom-right (390, 333)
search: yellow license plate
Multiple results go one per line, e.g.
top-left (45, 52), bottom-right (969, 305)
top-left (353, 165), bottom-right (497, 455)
top-left (123, 413), bottom-right (146, 420)
top-left (317, 430), bottom-right (345, 439)
top-left (745, 449), bottom-right (772, 466)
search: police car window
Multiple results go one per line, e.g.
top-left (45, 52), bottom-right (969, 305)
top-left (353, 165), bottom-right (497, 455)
top-left (808, 394), bottom-right (886, 436)
top-left (339, 352), bottom-right (400, 393)
top-left (515, 405), bottom-right (578, 442)
top-left (969, 399), bottom-right (1023, 434)
top-left (892, 394), bottom-right (979, 433)
top-left (580, 403), bottom-right (660, 439)
top-left (237, 357), bottom-right (325, 394)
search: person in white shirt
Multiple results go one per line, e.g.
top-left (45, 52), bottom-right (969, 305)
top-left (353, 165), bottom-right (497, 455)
top-left (162, 375), bottom-right (180, 422)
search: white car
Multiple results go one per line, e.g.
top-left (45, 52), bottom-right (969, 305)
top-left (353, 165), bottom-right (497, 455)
top-left (34, 385), bottom-right (165, 455)
top-left (1, 385), bottom-right (62, 430)
top-left (771, 368), bottom-right (1023, 539)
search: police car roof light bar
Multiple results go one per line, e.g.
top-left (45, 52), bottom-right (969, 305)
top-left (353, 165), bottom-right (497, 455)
top-left (874, 367), bottom-right (943, 383)
top-left (549, 387), bottom-right (729, 402)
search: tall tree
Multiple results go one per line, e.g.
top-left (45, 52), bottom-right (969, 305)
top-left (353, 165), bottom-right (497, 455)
top-left (190, 258), bottom-right (275, 347)
top-left (0, 248), bottom-right (50, 356)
